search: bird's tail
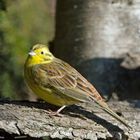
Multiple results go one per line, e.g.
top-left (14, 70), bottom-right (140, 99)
top-left (91, 96), bottom-right (132, 129)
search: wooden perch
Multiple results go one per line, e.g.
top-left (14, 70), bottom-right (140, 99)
top-left (0, 100), bottom-right (140, 140)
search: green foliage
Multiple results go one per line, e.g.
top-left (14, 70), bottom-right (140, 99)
top-left (0, 0), bottom-right (55, 99)
top-left (1, 72), bottom-right (17, 98)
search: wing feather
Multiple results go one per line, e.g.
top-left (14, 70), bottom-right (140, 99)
top-left (31, 58), bottom-right (103, 102)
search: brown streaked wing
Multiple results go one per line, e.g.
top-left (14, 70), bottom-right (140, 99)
top-left (31, 58), bottom-right (103, 102)
top-left (76, 73), bottom-right (103, 101)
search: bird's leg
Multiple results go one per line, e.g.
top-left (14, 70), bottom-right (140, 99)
top-left (46, 105), bottom-right (66, 117)
top-left (56, 105), bottom-right (66, 114)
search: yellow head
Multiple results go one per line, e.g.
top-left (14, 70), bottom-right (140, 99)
top-left (25, 44), bottom-right (54, 67)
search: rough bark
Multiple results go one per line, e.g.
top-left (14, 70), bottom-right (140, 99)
top-left (0, 100), bottom-right (140, 140)
top-left (54, 0), bottom-right (140, 100)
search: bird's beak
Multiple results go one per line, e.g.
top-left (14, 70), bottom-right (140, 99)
top-left (29, 51), bottom-right (36, 56)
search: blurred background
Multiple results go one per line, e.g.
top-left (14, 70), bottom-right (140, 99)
top-left (0, 0), bottom-right (140, 101)
top-left (0, 0), bottom-right (55, 100)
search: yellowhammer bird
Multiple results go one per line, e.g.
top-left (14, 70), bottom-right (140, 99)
top-left (24, 44), bottom-right (131, 129)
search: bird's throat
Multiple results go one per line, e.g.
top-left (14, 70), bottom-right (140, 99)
top-left (25, 56), bottom-right (53, 67)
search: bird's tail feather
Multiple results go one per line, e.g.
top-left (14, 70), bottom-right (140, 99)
top-left (91, 97), bottom-right (132, 129)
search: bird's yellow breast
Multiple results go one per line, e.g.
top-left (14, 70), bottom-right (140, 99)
top-left (24, 67), bottom-right (78, 106)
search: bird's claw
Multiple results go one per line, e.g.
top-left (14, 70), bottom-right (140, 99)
top-left (45, 109), bottom-right (63, 117)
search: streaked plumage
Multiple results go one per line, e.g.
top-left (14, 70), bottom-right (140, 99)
top-left (24, 44), bottom-right (131, 129)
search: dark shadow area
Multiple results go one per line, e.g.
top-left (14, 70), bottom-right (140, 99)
top-left (76, 58), bottom-right (140, 100)
top-left (64, 104), bottom-right (123, 133)
top-left (0, 99), bottom-right (60, 111)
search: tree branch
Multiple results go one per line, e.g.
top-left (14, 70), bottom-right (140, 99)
top-left (0, 100), bottom-right (139, 140)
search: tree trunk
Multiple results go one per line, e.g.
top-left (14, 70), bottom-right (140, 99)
top-left (54, 0), bottom-right (140, 100)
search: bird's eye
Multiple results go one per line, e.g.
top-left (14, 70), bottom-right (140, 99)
top-left (41, 51), bottom-right (44, 54)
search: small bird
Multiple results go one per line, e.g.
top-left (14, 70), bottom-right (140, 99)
top-left (24, 44), bottom-right (131, 129)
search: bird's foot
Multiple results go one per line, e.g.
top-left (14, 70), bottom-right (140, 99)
top-left (45, 105), bottom-right (66, 117)
top-left (45, 109), bottom-right (63, 117)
